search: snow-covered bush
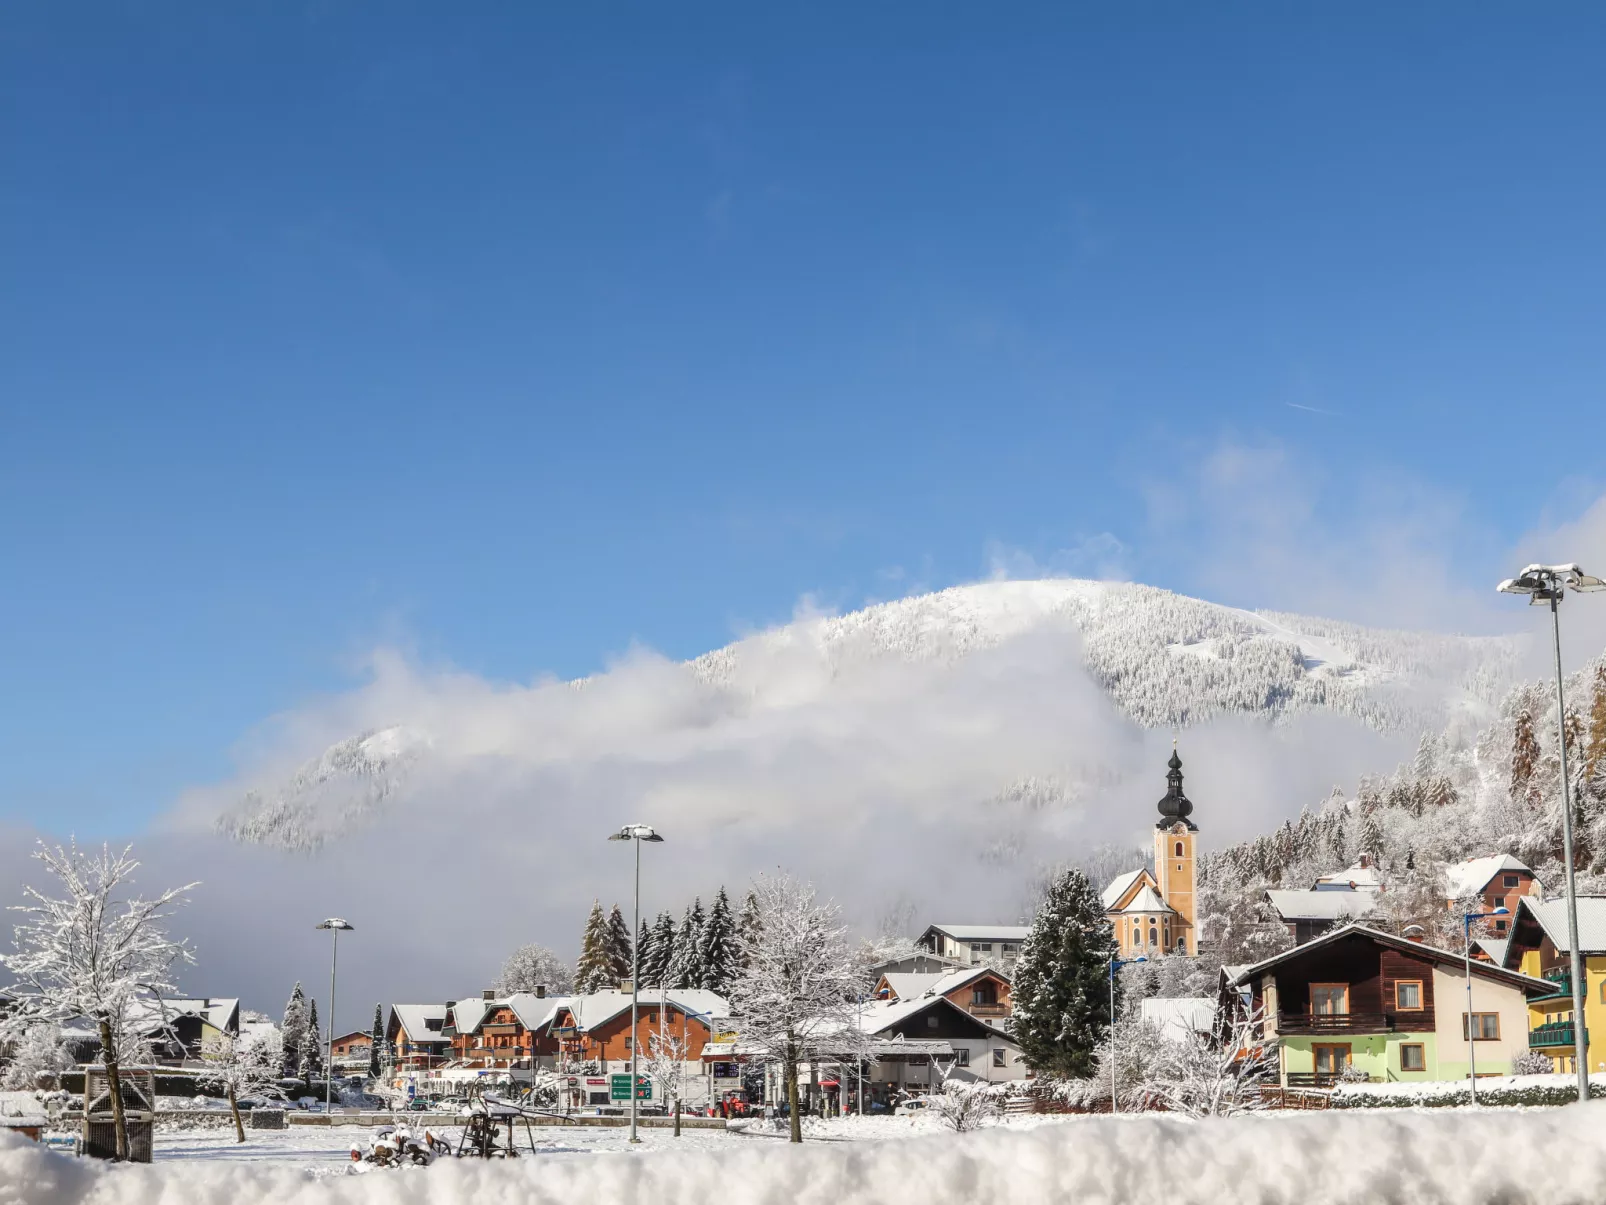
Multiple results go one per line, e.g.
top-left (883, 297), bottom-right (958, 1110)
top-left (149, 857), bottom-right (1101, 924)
top-left (1331, 1074), bottom-right (1606, 1109)
top-left (1510, 1051), bottom-right (1555, 1077)
top-left (930, 1081), bottom-right (1003, 1132)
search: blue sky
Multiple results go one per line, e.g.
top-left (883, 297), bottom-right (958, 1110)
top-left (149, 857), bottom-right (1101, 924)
top-left (3, 3), bottom-right (1604, 829)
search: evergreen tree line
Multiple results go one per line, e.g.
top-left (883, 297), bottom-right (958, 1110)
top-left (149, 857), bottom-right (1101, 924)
top-left (574, 887), bottom-right (759, 996)
top-left (279, 982), bottom-right (324, 1085)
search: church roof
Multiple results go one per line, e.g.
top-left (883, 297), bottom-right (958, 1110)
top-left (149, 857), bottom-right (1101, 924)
top-left (1101, 869), bottom-right (1153, 910)
top-left (1156, 748), bottom-right (1197, 831)
top-left (1113, 885), bottom-right (1176, 916)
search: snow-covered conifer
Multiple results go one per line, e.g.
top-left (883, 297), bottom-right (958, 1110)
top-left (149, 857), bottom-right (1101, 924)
top-left (645, 911), bottom-right (676, 987)
top-left (666, 900), bottom-right (704, 989)
top-left (726, 872), bottom-right (870, 1143)
top-left (636, 920), bottom-right (655, 985)
top-left (281, 983), bottom-right (308, 1081)
top-left (574, 901), bottom-right (612, 993)
top-left (698, 887), bottom-right (738, 996)
top-left (303, 998), bottom-right (323, 1083)
top-left (1011, 868), bottom-right (1112, 1078)
top-left (369, 1004), bottom-right (384, 1078)
top-left (605, 904), bottom-right (634, 986)
top-left (735, 889), bottom-right (761, 969)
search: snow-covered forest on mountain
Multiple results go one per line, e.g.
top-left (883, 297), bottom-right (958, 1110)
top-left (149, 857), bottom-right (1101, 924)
top-left (213, 580), bottom-right (1520, 853)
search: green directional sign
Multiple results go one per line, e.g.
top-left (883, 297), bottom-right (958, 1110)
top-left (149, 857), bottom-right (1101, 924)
top-left (610, 1074), bottom-right (651, 1101)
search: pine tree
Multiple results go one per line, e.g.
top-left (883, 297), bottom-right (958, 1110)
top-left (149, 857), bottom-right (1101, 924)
top-left (304, 998), bottom-right (324, 1083)
top-left (636, 918), bottom-right (656, 986)
top-left (575, 901), bottom-right (612, 993)
top-left (1585, 664), bottom-right (1606, 782)
top-left (1011, 868), bottom-right (1113, 1078)
top-left (606, 903), bottom-right (634, 986)
top-left (1512, 708), bottom-right (1541, 803)
top-left (667, 900), bottom-right (704, 989)
top-left (369, 1004), bottom-right (383, 1078)
top-left (646, 911), bottom-right (676, 986)
top-left (736, 889), bottom-right (762, 969)
top-left (698, 887), bottom-right (739, 996)
top-left (282, 983), bottom-right (308, 1080)
top-left (1358, 810), bottom-right (1384, 865)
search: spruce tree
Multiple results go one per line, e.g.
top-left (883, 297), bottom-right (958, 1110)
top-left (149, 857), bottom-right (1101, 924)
top-left (606, 903), bottom-right (634, 987)
top-left (646, 911), bottom-right (676, 986)
top-left (736, 888), bottom-right (762, 969)
top-left (369, 1004), bottom-right (384, 1079)
top-left (1011, 868), bottom-right (1113, 1078)
top-left (636, 918), bottom-right (656, 987)
top-left (1512, 708), bottom-right (1541, 803)
top-left (699, 887), bottom-right (739, 995)
top-left (282, 983), bottom-right (308, 1080)
top-left (1585, 664), bottom-right (1606, 782)
top-left (667, 901), bottom-right (704, 989)
top-left (305, 998), bottom-right (324, 1083)
top-left (575, 901), bottom-right (612, 993)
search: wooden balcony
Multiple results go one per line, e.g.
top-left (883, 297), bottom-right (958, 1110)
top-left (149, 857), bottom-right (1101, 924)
top-left (967, 1003), bottom-right (1010, 1018)
top-left (1529, 1022), bottom-right (1585, 1049)
top-left (1277, 1011), bottom-right (1395, 1035)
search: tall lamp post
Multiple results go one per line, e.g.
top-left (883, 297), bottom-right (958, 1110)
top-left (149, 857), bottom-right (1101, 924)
top-left (1107, 950), bottom-right (1147, 1114)
top-left (1462, 906), bottom-right (1509, 1104)
top-left (314, 918), bottom-right (354, 1114)
top-left (608, 823), bottom-right (664, 1144)
top-left (1499, 562), bottom-right (1605, 1102)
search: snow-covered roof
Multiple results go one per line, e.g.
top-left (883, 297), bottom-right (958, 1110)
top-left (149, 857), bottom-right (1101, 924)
top-left (391, 1004), bottom-right (450, 1044)
top-left (126, 996), bottom-right (239, 1036)
top-left (879, 965), bottom-right (1006, 1003)
top-left (1234, 923), bottom-right (1553, 994)
top-left (1512, 896), bottom-right (1606, 957)
top-left (506, 993), bottom-right (571, 1032)
top-left (1444, 855), bottom-right (1534, 901)
top-left (1139, 996), bottom-right (1215, 1040)
top-left (1475, 938), bottom-right (1511, 965)
top-left (1114, 885), bottom-right (1176, 916)
top-left (0, 1092), bottom-right (48, 1128)
top-left (854, 994), bottom-right (1015, 1044)
top-left (449, 997), bottom-right (495, 1036)
top-left (1101, 869), bottom-right (1151, 910)
top-left (563, 988), bottom-right (733, 1033)
top-left (1311, 862), bottom-right (1384, 892)
top-left (923, 924), bottom-right (1030, 943)
top-left (1263, 889), bottom-right (1378, 922)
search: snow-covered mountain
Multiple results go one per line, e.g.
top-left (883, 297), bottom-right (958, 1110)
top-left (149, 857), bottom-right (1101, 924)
top-left (213, 579), bottom-right (1522, 852)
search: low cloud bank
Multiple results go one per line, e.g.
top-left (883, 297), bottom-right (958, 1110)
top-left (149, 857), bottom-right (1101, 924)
top-left (7, 1106), bottom-right (1606, 1204)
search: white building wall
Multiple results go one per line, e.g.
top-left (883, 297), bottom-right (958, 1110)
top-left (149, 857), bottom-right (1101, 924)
top-left (1429, 965), bottom-right (1532, 1072)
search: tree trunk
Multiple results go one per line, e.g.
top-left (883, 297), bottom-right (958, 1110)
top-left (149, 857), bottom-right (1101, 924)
top-left (786, 1054), bottom-right (801, 1144)
top-left (228, 1081), bottom-right (246, 1143)
top-left (97, 1018), bottom-right (129, 1162)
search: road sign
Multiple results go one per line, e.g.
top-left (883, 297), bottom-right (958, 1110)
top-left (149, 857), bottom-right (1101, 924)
top-left (610, 1074), bottom-right (651, 1102)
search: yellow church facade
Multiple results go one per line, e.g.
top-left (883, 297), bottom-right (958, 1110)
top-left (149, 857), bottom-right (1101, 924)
top-left (1103, 750), bottom-right (1199, 957)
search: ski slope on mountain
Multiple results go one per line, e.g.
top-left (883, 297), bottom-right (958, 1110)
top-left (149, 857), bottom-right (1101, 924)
top-left (212, 580), bottom-right (1519, 853)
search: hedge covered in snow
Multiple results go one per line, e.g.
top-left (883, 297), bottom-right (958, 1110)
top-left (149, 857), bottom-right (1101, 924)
top-left (1331, 1072), bottom-right (1606, 1110)
top-left (9, 1103), bottom-right (1606, 1204)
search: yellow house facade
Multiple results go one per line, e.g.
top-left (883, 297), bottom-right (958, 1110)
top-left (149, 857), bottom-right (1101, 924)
top-left (1501, 895), bottom-right (1606, 1075)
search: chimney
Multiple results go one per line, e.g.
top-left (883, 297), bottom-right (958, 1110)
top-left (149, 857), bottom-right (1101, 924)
top-left (536, 985), bottom-right (546, 999)
top-left (1402, 925), bottom-right (1427, 944)
top-left (445, 1000), bottom-right (456, 1011)
top-left (619, 979), bottom-right (634, 994)
top-left (1358, 853), bottom-right (1372, 869)
top-left (483, 990), bottom-right (496, 1000)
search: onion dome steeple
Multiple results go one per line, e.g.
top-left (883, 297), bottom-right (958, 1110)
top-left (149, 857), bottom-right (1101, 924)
top-left (1157, 745), bottom-right (1197, 831)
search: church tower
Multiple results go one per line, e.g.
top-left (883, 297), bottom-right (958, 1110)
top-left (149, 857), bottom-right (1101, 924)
top-left (1152, 747), bottom-right (1199, 956)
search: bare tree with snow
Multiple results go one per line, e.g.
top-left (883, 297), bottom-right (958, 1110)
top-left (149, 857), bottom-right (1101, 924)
top-left (1151, 1005), bottom-right (1274, 1118)
top-left (726, 871), bottom-right (871, 1144)
top-left (203, 1026), bottom-right (286, 1143)
top-left (642, 1026), bottom-right (690, 1136)
top-left (0, 1020), bottom-right (73, 1090)
top-left (0, 841), bottom-right (196, 1160)
top-left (494, 942), bottom-right (575, 996)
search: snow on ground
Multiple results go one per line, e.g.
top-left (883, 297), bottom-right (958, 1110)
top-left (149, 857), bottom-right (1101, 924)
top-left (9, 1105), bottom-right (1606, 1204)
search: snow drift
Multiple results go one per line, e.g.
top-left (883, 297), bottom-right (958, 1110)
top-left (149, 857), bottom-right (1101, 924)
top-left (6, 1107), bottom-right (1606, 1205)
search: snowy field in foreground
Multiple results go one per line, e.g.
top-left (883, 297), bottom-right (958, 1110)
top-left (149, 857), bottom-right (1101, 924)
top-left (8, 1106), bottom-right (1606, 1204)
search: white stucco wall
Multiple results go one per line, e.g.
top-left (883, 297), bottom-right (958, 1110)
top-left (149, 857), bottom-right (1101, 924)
top-left (1430, 965), bottom-right (1531, 1073)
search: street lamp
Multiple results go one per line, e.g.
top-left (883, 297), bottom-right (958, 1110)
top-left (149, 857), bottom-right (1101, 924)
top-left (1462, 906), bottom-right (1509, 1105)
top-left (1499, 562), bottom-right (1604, 1102)
top-left (1107, 950), bottom-right (1147, 1114)
top-left (314, 918), bottom-right (354, 1114)
top-left (608, 824), bottom-right (664, 1143)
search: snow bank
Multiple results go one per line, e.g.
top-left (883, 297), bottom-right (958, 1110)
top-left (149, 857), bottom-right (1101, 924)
top-left (8, 1105), bottom-right (1606, 1205)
